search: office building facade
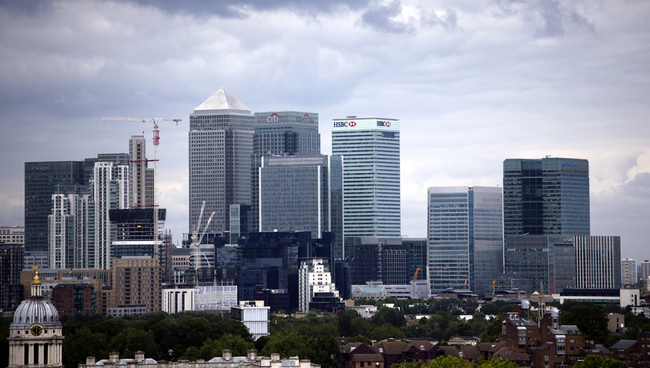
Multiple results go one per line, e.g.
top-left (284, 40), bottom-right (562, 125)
top-left (189, 88), bottom-right (255, 234)
top-left (259, 155), bottom-right (343, 258)
top-left (298, 258), bottom-right (337, 312)
top-left (332, 117), bottom-right (400, 241)
top-left (0, 243), bottom-right (24, 309)
top-left (503, 157), bottom-right (590, 236)
top-left (347, 237), bottom-right (409, 286)
top-left (504, 235), bottom-right (576, 295)
top-left (25, 161), bottom-right (86, 254)
top-left (427, 186), bottom-right (504, 297)
top-left (575, 236), bottom-right (621, 289)
top-left (251, 111), bottom-right (321, 233)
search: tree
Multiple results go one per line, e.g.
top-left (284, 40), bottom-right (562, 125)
top-left (427, 356), bottom-right (469, 368)
top-left (472, 358), bottom-right (519, 367)
top-left (561, 303), bottom-right (609, 343)
top-left (109, 327), bottom-right (160, 360)
top-left (342, 334), bottom-right (373, 345)
top-left (481, 313), bottom-right (505, 342)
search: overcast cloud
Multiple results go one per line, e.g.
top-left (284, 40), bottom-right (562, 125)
top-left (1, 0), bottom-right (648, 260)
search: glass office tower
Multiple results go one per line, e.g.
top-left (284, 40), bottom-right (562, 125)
top-left (251, 111), bottom-right (321, 233)
top-left (189, 88), bottom-right (255, 233)
top-left (259, 155), bottom-right (343, 259)
top-left (332, 117), bottom-right (400, 242)
top-left (503, 157), bottom-right (590, 236)
top-left (427, 186), bottom-right (503, 297)
top-left (25, 161), bottom-right (86, 253)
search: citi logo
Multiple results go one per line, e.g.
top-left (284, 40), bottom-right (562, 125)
top-left (266, 113), bottom-right (279, 123)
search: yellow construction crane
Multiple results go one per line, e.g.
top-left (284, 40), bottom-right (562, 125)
top-left (412, 267), bottom-right (420, 281)
top-left (102, 117), bottom-right (181, 257)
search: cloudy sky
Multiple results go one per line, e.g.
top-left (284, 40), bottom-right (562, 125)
top-left (1, 0), bottom-right (649, 259)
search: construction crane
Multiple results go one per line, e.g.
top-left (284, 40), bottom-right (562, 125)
top-left (462, 274), bottom-right (469, 290)
top-left (190, 201), bottom-right (215, 285)
top-left (412, 267), bottom-right (420, 282)
top-left (102, 117), bottom-right (181, 260)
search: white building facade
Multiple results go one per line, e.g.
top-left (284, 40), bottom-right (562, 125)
top-left (48, 191), bottom-right (90, 269)
top-left (332, 117), bottom-right (400, 242)
top-left (299, 258), bottom-right (337, 312)
top-left (575, 236), bottom-right (621, 289)
top-left (162, 287), bottom-right (195, 313)
top-left (89, 162), bottom-right (129, 270)
top-left (621, 257), bottom-right (637, 285)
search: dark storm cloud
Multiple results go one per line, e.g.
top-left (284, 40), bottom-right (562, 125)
top-left (496, 0), bottom-right (595, 37)
top-left (360, 0), bottom-right (414, 34)
top-left (114, 0), bottom-right (372, 18)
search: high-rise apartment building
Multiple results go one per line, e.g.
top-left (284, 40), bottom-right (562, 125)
top-left (259, 155), bottom-right (344, 259)
top-left (25, 161), bottom-right (86, 254)
top-left (332, 117), bottom-right (400, 241)
top-left (89, 162), bottom-right (129, 270)
top-left (189, 88), bottom-right (255, 233)
top-left (109, 256), bottom-right (161, 314)
top-left (48, 185), bottom-right (90, 269)
top-left (503, 157), bottom-right (590, 236)
top-left (621, 258), bottom-right (637, 285)
top-left (427, 186), bottom-right (503, 297)
top-left (642, 261), bottom-right (650, 291)
top-left (129, 135), bottom-right (153, 208)
top-left (251, 111), bottom-right (321, 234)
top-left (575, 236), bottom-right (621, 289)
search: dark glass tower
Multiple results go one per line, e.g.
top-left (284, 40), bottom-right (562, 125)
top-left (251, 111), bottom-right (321, 234)
top-left (24, 161), bottom-right (86, 253)
top-left (503, 157), bottom-right (590, 236)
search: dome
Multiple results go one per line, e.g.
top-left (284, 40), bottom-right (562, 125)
top-left (11, 297), bottom-right (60, 329)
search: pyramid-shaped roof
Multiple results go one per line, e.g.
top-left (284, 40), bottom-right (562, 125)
top-left (194, 87), bottom-right (251, 114)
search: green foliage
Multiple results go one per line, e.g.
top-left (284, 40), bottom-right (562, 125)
top-left (261, 330), bottom-right (339, 368)
top-left (109, 327), bottom-right (160, 359)
top-left (427, 356), bottom-right (469, 368)
top-left (561, 303), bottom-right (610, 343)
top-left (572, 355), bottom-right (628, 368)
top-left (481, 313), bottom-right (505, 343)
top-left (342, 334), bottom-right (373, 345)
top-left (479, 300), bottom-right (514, 316)
top-left (472, 357), bottom-right (519, 367)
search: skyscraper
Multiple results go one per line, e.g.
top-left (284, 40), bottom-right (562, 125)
top-left (48, 185), bottom-right (90, 269)
top-left (259, 155), bottom-right (343, 259)
top-left (189, 88), bottom-right (255, 233)
top-left (89, 161), bottom-right (129, 270)
top-left (129, 135), bottom-right (153, 208)
top-left (25, 161), bottom-right (86, 254)
top-left (427, 186), bottom-right (503, 297)
top-left (332, 117), bottom-right (400, 241)
top-left (251, 111), bottom-right (321, 233)
top-left (503, 157), bottom-right (590, 236)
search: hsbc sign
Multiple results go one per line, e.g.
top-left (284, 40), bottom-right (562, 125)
top-left (333, 121), bottom-right (357, 128)
top-left (377, 121), bottom-right (391, 127)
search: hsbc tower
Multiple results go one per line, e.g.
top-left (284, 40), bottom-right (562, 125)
top-left (332, 117), bottom-right (401, 252)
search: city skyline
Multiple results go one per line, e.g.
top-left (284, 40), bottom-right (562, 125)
top-left (0, 1), bottom-right (649, 261)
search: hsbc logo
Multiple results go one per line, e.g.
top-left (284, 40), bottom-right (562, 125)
top-left (333, 121), bottom-right (356, 128)
top-left (377, 121), bottom-right (391, 127)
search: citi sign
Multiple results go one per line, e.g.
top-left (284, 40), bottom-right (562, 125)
top-left (266, 113), bottom-right (279, 123)
top-left (333, 121), bottom-right (357, 128)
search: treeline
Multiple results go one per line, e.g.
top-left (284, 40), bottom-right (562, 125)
top-left (2, 297), bottom-right (644, 368)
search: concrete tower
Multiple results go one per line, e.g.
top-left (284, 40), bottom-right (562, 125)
top-left (188, 88), bottom-right (254, 233)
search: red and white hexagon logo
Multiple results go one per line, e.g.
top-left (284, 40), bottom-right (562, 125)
top-left (386, 122), bottom-right (391, 127)
top-left (349, 121), bottom-right (357, 127)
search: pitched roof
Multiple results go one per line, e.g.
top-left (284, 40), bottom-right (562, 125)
top-left (609, 340), bottom-right (638, 350)
top-left (460, 346), bottom-right (481, 360)
top-left (194, 88), bottom-right (251, 113)
top-left (437, 346), bottom-right (460, 358)
top-left (376, 341), bottom-right (408, 355)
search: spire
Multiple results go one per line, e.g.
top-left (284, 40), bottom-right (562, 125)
top-left (31, 265), bottom-right (42, 297)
